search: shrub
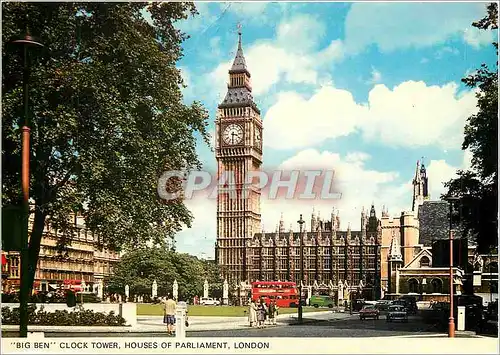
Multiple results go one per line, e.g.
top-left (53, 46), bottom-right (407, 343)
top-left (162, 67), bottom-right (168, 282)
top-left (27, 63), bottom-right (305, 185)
top-left (1, 306), bottom-right (126, 326)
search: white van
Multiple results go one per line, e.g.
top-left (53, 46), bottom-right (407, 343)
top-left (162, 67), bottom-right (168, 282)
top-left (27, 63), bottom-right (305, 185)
top-left (200, 297), bottom-right (220, 305)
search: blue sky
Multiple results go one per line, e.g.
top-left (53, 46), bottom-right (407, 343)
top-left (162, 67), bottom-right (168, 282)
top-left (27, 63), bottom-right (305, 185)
top-left (160, 1), bottom-right (497, 258)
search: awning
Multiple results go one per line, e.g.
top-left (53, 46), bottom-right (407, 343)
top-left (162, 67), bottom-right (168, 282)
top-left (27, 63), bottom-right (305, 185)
top-left (63, 279), bottom-right (82, 285)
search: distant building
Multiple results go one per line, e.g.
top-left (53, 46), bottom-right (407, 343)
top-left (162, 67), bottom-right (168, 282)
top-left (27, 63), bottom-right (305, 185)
top-left (382, 161), bottom-right (498, 305)
top-left (2, 213), bottom-right (120, 293)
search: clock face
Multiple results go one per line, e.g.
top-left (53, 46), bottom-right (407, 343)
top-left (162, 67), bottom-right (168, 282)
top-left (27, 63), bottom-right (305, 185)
top-left (222, 124), bottom-right (243, 145)
top-left (254, 127), bottom-right (262, 148)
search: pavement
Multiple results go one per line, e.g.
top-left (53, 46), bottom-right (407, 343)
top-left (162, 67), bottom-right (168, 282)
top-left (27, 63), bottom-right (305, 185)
top-left (1, 311), bottom-right (338, 335)
top-left (2, 311), bottom-right (493, 339)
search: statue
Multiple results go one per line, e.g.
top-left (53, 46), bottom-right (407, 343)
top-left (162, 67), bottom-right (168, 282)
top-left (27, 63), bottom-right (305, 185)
top-left (152, 280), bottom-right (158, 299)
top-left (203, 279), bottom-right (209, 299)
top-left (173, 280), bottom-right (179, 301)
top-left (473, 253), bottom-right (484, 271)
top-left (125, 285), bottom-right (130, 300)
top-left (223, 279), bottom-right (229, 305)
top-left (97, 279), bottom-right (104, 299)
top-left (343, 281), bottom-right (349, 300)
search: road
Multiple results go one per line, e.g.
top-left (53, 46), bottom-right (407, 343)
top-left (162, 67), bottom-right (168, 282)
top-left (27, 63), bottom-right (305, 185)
top-left (186, 315), bottom-right (479, 338)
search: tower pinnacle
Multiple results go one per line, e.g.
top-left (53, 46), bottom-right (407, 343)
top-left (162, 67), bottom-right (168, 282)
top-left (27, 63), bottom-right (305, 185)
top-left (230, 23), bottom-right (247, 74)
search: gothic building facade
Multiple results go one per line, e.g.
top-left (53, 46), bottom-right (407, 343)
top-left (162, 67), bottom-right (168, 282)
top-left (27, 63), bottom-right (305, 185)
top-left (245, 207), bottom-right (382, 299)
top-left (214, 32), bottom-right (382, 299)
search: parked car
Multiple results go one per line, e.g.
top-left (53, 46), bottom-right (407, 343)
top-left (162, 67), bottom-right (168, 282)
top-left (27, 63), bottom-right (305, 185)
top-left (359, 305), bottom-right (380, 320)
top-left (309, 295), bottom-right (334, 308)
top-left (375, 300), bottom-right (391, 312)
top-left (387, 305), bottom-right (408, 322)
top-left (391, 299), bottom-right (416, 314)
top-left (200, 297), bottom-right (220, 306)
top-left (397, 296), bottom-right (418, 315)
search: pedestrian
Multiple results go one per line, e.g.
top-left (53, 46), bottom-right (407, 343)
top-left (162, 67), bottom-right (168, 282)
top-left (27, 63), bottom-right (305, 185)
top-left (163, 294), bottom-right (177, 335)
top-left (268, 300), bottom-right (277, 326)
top-left (248, 299), bottom-right (257, 327)
top-left (257, 299), bottom-right (266, 328)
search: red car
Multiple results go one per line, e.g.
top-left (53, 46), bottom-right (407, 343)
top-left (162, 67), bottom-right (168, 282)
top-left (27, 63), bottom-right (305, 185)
top-left (359, 305), bottom-right (380, 320)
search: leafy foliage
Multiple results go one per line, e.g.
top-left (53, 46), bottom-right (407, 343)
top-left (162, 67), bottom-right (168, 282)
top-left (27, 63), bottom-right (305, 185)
top-left (444, 3), bottom-right (498, 253)
top-left (2, 2), bottom-right (208, 291)
top-left (1, 305), bottom-right (126, 326)
top-left (108, 247), bottom-right (222, 301)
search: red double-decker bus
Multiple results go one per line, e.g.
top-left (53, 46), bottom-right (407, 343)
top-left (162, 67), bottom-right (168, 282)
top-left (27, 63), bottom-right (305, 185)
top-left (251, 281), bottom-right (299, 308)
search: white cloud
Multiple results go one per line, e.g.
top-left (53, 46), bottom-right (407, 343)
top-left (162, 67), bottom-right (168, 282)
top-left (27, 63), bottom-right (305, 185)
top-left (276, 14), bottom-right (326, 52)
top-left (175, 195), bottom-right (217, 257)
top-left (205, 16), bottom-right (344, 99)
top-left (463, 27), bottom-right (495, 49)
top-left (362, 81), bottom-right (477, 148)
top-left (345, 2), bottom-right (489, 53)
top-left (264, 81), bottom-right (478, 150)
top-left (175, 2), bottom-right (217, 34)
top-left (263, 87), bottom-right (364, 149)
top-left (426, 150), bottom-right (472, 200)
top-left (435, 46), bottom-right (460, 59)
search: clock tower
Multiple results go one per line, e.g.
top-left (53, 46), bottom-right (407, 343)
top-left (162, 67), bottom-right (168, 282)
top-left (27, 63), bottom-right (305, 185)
top-left (215, 29), bottom-right (262, 283)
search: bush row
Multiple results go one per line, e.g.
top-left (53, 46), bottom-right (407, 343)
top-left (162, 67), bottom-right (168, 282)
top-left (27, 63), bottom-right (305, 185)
top-left (1, 306), bottom-right (126, 326)
top-left (1, 292), bottom-right (102, 304)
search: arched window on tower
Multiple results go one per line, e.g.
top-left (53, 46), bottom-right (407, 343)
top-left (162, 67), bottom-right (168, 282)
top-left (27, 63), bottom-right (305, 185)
top-left (408, 278), bottom-right (419, 294)
top-left (419, 256), bottom-right (430, 268)
top-left (431, 278), bottom-right (443, 294)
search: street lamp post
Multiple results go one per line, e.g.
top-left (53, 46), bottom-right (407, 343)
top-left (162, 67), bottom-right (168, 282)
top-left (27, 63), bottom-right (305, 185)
top-left (297, 214), bottom-right (305, 324)
top-left (445, 195), bottom-right (460, 338)
top-left (9, 30), bottom-right (44, 338)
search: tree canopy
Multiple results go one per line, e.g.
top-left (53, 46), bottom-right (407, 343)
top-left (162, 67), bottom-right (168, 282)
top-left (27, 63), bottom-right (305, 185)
top-left (2, 2), bottom-right (209, 290)
top-left (108, 247), bottom-right (222, 301)
top-left (444, 3), bottom-right (498, 253)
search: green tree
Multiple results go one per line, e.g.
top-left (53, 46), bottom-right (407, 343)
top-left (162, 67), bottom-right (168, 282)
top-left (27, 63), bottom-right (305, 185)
top-left (2, 2), bottom-right (209, 293)
top-left (444, 3), bottom-right (498, 253)
top-left (108, 247), bottom-right (209, 301)
top-left (202, 259), bottom-right (225, 298)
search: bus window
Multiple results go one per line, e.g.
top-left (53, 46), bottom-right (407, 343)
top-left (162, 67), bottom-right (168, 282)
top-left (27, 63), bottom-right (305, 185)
top-left (282, 295), bottom-right (289, 299)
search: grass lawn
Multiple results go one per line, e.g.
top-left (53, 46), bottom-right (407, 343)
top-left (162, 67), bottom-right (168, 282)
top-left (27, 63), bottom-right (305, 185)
top-left (137, 304), bottom-right (328, 317)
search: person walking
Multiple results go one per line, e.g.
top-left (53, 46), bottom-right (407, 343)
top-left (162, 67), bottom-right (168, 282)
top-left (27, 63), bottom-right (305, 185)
top-left (163, 294), bottom-right (177, 335)
top-left (248, 299), bottom-right (257, 327)
top-left (269, 300), bottom-right (278, 325)
top-left (257, 299), bottom-right (266, 328)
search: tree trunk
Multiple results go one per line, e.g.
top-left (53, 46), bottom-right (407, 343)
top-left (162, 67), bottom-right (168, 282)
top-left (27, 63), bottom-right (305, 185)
top-left (26, 208), bottom-right (47, 294)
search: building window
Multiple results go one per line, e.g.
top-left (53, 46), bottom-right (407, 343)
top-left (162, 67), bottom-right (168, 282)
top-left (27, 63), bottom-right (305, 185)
top-left (431, 278), bottom-right (443, 293)
top-left (325, 259), bottom-right (331, 269)
top-left (408, 278), bottom-right (419, 293)
top-left (420, 256), bottom-right (430, 268)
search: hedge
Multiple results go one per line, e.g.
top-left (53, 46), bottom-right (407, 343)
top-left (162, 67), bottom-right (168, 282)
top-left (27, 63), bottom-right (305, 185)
top-left (1, 306), bottom-right (126, 326)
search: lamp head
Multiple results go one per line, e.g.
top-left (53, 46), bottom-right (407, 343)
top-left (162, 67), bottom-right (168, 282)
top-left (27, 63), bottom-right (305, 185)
top-left (10, 33), bottom-right (44, 48)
